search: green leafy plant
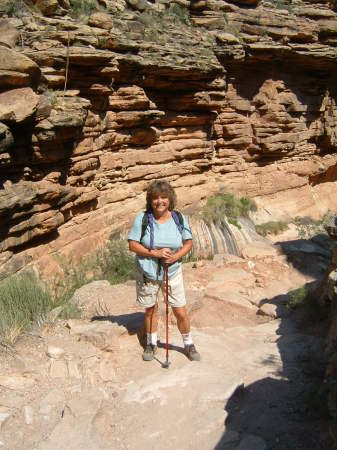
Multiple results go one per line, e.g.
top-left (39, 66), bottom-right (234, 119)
top-left (166, 3), bottom-right (190, 25)
top-left (69, 0), bottom-right (99, 19)
top-left (269, 0), bottom-right (293, 12)
top-left (202, 193), bottom-right (257, 228)
top-left (54, 240), bottom-right (135, 302)
top-left (287, 286), bottom-right (323, 319)
top-left (256, 220), bottom-right (288, 237)
top-left (96, 240), bottom-right (135, 284)
top-left (6, 0), bottom-right (28, 16)
top-left (0, 239), bottom-right (135, 348)
top-left (0, 273), bottom-right (55, 347)
top-left (294, 212), bottom-right (335, 239)
top-left (182, 250), bottom-right (213, 264)
top-left (288, 286), bottom-right (308, 309)
top-left (261, 28), bottom-right (269, 38)
top-left (45, 88), bottom-right (58, 106)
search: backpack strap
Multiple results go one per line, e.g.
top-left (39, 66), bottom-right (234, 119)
top-left (148, 212), bottom-right (154, 249)
top-left (171, 210), bottom-right (184, 235)
top-left (140, 211), bottom-right (154, 249)
top-left (140, 212), bottom-right (148, 244)
top-left (141, 210), bottom-right (185, 249)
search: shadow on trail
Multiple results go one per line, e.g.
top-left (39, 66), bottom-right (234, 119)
top-left (157, 340), bottom-right (185, 355)
top-left (91, 312), bottom-right (144, 334)
top-left (275, 234), bottom-right (334, 278)
top-left (91, 313), bottom-right (187, 361)
top-left (214, 290), bottom-right (329, 450)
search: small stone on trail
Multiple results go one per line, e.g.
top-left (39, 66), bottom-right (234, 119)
top-left (248, 260), bottom-right (255, 269)
top-left (0, 408), bottom-right (10, 430)
top-left (192, 260), bottom-right (206, 268)
top-left (46, 345), bottom-right (65, 360)
top-left (24, 405), bottom-right (34, 425)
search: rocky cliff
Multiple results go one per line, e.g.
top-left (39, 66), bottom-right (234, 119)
top-left (1, 0), bottom-right (337, 277)
top-left (325, 222), bottom-right (337, 418)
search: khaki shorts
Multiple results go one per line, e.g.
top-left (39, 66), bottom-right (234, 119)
top-left (135, 266), bottom-right (186, 309)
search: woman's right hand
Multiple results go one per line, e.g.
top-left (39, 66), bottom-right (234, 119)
top-left (154, 248), bottom-right (172, 259)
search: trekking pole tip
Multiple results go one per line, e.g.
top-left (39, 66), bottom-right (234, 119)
top-left (162, 359), bottom-right (170, 369)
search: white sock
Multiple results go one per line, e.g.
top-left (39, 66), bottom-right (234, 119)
top-left (182, 332), bottom-right (193, 347)
top-left (147, 332), bottom-right (158, 346)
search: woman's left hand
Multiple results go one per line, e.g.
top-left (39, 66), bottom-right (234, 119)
top-left (162, 254), bottom-right (179, 265)
top-left (162, 240), bottom-right (192, 265)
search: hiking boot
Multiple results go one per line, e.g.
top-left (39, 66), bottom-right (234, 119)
top-left (184, 344), bottom-right (200, 361)
top-left (142, 344), bottom-right (157, 361)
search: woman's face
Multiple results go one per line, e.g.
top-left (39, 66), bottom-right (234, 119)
top-left (151, 192), bottom-right (170, 216)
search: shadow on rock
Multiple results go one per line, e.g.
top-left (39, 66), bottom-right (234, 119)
top-left (214, 290), bottom-right (330, 450)
top-left (276, 234), bottom-right (334, 279)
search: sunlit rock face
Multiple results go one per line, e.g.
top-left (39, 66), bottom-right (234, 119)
top-left (1, 0), bottom-right (337, 276)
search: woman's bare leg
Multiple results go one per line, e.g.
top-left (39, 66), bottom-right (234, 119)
top-left (144, 304), bottom-right (158, 333)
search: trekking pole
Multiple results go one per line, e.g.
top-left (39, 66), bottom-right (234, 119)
top-left (162, 264), bottom-right (170, 369)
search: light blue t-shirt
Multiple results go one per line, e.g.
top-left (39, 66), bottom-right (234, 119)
top-left (128, 212), bottom-right (192, 280)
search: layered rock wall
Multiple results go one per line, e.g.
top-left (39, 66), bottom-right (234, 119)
top-left (326, 224), bottom-right (337, 418)
top-left (1, 0), bottom-right (337, 276)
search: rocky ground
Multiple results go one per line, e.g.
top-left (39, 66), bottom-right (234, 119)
top-left (0, 233), bottom-right (334, 450)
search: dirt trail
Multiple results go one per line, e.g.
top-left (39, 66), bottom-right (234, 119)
top-left (0, 238), bottom-right (330, 450)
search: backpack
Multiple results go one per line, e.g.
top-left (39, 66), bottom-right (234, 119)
top-left (140, 210), bottom-right (184, 249)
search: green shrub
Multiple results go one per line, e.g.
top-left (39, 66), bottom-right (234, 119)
top-left (166, 3), bottom-right (190, 25)
top-left (269, 0), bottom-right (293, 12)
top-left (6, 0), bottom-right (29, 16)
top-left (288, 286), bottom-right (308, 309)
top-left (294, 212), bottom-right (335, 239)
top-left (96, 240), bottom-right (135, 284)
top-left (0, 273), bottom-right (53, 347)
top-left (287, 285), bottom-right (328, 325)
top-left (0, 240), bottom-right (134, 348)
top-left (54, 240), bottom-right (134, 300)
top-left (54, 240), bottom-right (134, 305)
top-left (202, 193), bottom-right (257, 227)
top-left (287, 285), bottom-right (323, 316)
top-left (182, 250), bottom-right (213, 264)
top-left (69, 0), bottom-right (99, 18)
top-left (256, 220), bottom-right (288, 237)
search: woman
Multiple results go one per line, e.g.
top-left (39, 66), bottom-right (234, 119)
top-left (128, 180), bottom-right (200, 362)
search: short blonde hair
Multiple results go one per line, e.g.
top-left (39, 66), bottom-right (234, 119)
top-left (146, 180), bottom-right (177, 212)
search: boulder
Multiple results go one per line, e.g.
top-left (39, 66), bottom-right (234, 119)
top-left (0, 47), bottom-right (40, 88)
top-left (233, 0), bottom-right (260, 4)
top-left (88, 12), bottom-right (113, 30)
top-left (0, 122), bottom-right (14, 152)
top-left (257, 303), bottom-right (278, 318)
top-left (66, 319), bottom-right (122, 351)
top-left (46, 345), bottom-right (66, 360)
top-left (0, 19), bottom-right (19, 48)
top-left (35, 0), bottom-right (59, 15)
top-left (126, 0), bottom-right (147, 11)
top-left (0, 87), bottom-right (39, 123)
